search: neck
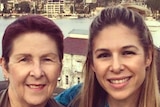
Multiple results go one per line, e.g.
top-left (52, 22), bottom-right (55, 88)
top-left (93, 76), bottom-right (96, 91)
top-left (108, 99), bottom-right (138, 107)
top-left (107, 90), bottom-right (140, 107)
top-left (8, 88), bottom-right (45, 107)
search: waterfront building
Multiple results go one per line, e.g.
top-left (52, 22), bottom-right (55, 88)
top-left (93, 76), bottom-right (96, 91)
top-left (57, 29), bottom-right (89, 89)
top-left (85, 0), bottom-right (96, 4)
top-left (44, 1), bottom-right (65, 18)
top-left (63, 0), bottom-right (73, 14)
top-left (0, 4), bottom-right (3, 12)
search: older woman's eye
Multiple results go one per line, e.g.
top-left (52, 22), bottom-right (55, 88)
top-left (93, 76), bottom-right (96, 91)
top-left (19, 57), bottom-right (30, 62)
top-left (43, 58), bottom-right (52, 62)
top-left (42, 57), bottom-right (57, 63)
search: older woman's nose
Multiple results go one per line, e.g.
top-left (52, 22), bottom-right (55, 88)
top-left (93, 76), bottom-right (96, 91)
top-left (29, 61), bottom-right (44, 78)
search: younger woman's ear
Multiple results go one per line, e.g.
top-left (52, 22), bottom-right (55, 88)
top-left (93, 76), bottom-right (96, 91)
top-left (146, 49), bottom-right (152, 67)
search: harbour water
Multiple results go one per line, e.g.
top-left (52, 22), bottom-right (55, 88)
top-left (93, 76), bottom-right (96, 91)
top-left (0, 17), bottom-right (160, 80)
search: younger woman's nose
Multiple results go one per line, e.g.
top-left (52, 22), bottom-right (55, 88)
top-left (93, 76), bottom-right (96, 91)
top-left (109, 56), bottom-right (124, 73)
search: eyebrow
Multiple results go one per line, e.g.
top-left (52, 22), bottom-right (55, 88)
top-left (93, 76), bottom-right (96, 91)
top-left (122, 45), bottom-right (139, 50)
top-left (94, 45), bottom-right (139, 53)
top-left (41, 53), bottom-right (59, 58)
top-left (14, 53), bottom-right (58, 58)
top-left (94, 49), bottom-right (109, 54)
top-left (14, 54), bottom-right (31, 58)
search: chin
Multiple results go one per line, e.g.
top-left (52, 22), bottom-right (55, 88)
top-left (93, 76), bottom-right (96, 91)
top-left (26, 98), bottom-right (47, 106)
top-left (109, 93), bottom-right (130, 101)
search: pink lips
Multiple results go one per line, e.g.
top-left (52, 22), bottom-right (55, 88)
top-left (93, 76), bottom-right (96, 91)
top-left (27, 84), bottom-right (46, 90)
top-left (108, 77), bottom-right (131, 89)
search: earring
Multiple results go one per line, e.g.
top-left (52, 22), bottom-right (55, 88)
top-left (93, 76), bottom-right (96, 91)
top-left (145, 66), bottom-right (149, 71)
top-left (5, 78), bottom-right (8, 81)
top-left (3, 75), bottom-right (9, 81)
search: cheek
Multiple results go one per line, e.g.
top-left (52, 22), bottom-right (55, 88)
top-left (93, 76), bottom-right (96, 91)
top-left (130, 57), bottom-right (147, 72)
top-left (127, 57), bottom-right (147, 83)
top-left (45, 67), bottom-right (61, 93)
top-left (7, 66), bottom-right (27, 93)
top-left (8, 65), bottom-right (28, 83)
top-left (45, 66), bottom-right (61, 82)
top-left (92, 62), bottom-right (108, 77)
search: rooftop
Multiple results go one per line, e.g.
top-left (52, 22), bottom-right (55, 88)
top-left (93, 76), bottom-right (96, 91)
top-left (64, 37), bottom-right (88, 56)
top-left (68, 29), bottom-right (89, 39)
top-left (64, 29), bottom-right (89, 56)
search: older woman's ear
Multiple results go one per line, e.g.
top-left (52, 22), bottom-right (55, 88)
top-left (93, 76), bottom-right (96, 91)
top-left (0, 57), bottom-right (3, 66)
top-left (0, 57), bottom-right (9, 80)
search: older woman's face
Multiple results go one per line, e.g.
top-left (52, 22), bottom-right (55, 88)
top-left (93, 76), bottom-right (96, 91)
top-left (91, 24), bottom-right (151, 103)
top-left (2, 32), bottom-right (61, 107)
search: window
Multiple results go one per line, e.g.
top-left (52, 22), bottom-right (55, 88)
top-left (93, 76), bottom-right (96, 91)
top-left (65, 75), bottom-right (68, 85)
top-left (77, 77), bottom-right (80, 84)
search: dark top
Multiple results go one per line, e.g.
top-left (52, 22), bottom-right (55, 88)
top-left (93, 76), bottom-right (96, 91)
top-left (0, 89), bottom-right (63, 107)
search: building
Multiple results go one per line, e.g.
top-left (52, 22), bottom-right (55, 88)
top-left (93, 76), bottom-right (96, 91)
top-left (44, 1), bottom-right (65, 18)
top-left (57, 29), bottom-right (89, 89)
top-left (0, 3), bottom-right (3, 12)
top-left (85, 0), bottom-right (97, 4)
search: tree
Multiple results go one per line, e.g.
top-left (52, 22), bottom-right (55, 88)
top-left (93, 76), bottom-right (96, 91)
top-left (75, 0), bottom-right (83, 3)
top-left (70, 5), bottom-right (74, 13)
top-left (1, 0), bottom-right (9, 13)
top-left (146, 0), bottom-right (160, 19)
top-left (146, 0), bottom-right (160, 11)
top-left (96, 0), bottom-right (121, 7)
top-left (18, 1), bottom-right (31, 13)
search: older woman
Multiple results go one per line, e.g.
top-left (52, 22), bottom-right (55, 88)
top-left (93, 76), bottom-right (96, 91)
top-left (0, 15), bottom-right (64, 107)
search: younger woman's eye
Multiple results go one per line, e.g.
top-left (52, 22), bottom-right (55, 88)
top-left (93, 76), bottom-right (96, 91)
top-left (123, 51), bottom-right (136, 55)
top-left (97, 53), bottom-right (111, 58)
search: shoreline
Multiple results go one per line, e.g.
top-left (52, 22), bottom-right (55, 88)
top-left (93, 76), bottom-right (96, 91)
top-left (0, 13), bottom-right (93, 19)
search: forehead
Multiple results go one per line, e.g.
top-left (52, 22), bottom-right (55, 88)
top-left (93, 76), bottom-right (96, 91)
top-left (10, 32), bottom-right (58, 55)
top-left (93, 24), bottom-right (141, 49)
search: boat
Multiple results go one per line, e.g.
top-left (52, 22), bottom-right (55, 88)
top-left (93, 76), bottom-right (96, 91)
top-left (119, 2), bottom-right (151, 17)
top-left (145, 17), bottom-right (160, 47)
top-left (65, 14), bottom-right (78, 19)
top-left (145, 17), bottom-right (160, 33)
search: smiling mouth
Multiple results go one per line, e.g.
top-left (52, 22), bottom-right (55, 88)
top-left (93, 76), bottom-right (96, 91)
top-left (108, 77), bottom-right (131, 84)
top-left (26, 84), bottom-right (46, 89)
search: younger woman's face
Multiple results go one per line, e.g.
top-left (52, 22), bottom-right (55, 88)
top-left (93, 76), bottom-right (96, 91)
top-left (2, 32), bottom-right (61, 107)
top-left (92, 24), bottom-right (151, 103)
